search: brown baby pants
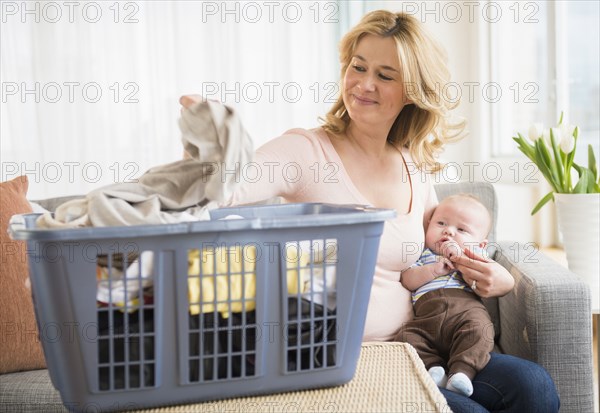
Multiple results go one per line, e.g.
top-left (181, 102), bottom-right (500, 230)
top-left (395, 288), bottom-right (494, 380)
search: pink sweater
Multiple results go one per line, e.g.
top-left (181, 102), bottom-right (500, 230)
top-left (228, 127), bottom-right (438, 341)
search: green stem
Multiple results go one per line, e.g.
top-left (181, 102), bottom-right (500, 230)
top-left (535, 139), bottom-right (560, 192)
top-left (550, 129), bottom-right (565, 192)
top-left (564, 126), bottom-right (579, 192)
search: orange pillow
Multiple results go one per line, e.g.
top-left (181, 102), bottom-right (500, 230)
top-left (0, 176), bottom-right (46, 373)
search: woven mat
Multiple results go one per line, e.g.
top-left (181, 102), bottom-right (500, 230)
top-left (138, 342), bottom-right (450, 413)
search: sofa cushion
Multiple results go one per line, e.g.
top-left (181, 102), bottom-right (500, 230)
top-left (0, 176), bottom-right (46, 374)
top-left (0, 369), bottom-right (64, 412)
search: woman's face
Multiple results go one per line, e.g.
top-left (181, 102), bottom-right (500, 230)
top-left (343, 34), bottom-right (409, 133)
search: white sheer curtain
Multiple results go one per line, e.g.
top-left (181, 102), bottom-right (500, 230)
top-left (1, 1), bottom-right (340, 199)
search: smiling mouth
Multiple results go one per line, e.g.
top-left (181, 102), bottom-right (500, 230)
top-left (353, 95), bottom-right (377, 104)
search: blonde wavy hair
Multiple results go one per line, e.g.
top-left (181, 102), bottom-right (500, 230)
top-left (321, 10), bottom-right (466, 172)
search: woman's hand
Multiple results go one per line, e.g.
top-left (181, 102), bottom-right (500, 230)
top-left (179, 94), bottom-right (203, 110)
top-left (450, 247), bottom-right (514, 298)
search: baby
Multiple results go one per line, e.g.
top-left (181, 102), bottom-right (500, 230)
top-left (396, 194), bottom-right (495, 397)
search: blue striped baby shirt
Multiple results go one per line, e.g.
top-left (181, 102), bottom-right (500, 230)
top-left (408, 247), bottom-right (485, 305)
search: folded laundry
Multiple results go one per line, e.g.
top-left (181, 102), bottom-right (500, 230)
top-left (95, 241), bottom-right (340, 390)
top-left (296, 239), bottom-right (338, 310)
top-left (96, 251), bottom-right (154, 311)
top-left (97, 240), bottom-right (338, 316)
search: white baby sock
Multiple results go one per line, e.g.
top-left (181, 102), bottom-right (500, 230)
top-left (446, 372), bottom-right (473, 397)
top-left (428, 366), bottom-right (447, 387)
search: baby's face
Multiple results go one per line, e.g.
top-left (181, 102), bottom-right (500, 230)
top-left (425, 197), bottom-right (490, 255)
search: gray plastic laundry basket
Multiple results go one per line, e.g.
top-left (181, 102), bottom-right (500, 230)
top-left (10, 203), bottom-right (395, 412)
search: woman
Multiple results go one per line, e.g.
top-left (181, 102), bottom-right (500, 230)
top-left (181, 10), bottom-right (559, 413)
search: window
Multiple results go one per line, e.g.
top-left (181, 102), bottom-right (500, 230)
top-left (565, 1), bottom-right (600, 165)
top-left (489, 1), bottom-right (548, 157)
top-left (485, 1), bottom-right (599, 246)
top-left (490, 1), bottom-right (599, 161)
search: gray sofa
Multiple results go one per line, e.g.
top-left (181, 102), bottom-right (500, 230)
top-left (0, 182), bottom-right (594, 412)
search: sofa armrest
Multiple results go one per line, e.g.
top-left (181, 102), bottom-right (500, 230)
top-left (494, 241), bottom-right (593, 413)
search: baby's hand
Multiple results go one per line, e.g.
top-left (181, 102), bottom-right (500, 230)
top-left (432, 256), bottom-right (455, 277)
top-left (440, 240), bottom-right (461, 260)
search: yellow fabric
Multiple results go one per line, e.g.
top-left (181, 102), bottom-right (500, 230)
top-left (187, 244), bottom-right (311, 318)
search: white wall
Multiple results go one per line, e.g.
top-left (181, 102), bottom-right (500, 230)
top-left (0, 2), bottom-right (339, 199)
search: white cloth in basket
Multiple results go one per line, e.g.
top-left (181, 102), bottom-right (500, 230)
top-left (36, 100), bottom-right (253, 228)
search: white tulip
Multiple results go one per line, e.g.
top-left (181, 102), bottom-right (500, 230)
top-left (560, 131), bottom-right (575, 154)
top-left (551, 127), bottom-right (563, 145)
top-left (542, 129), bottom-right (552, 147)
top-left (560, 123), bottom-right (575, 140)
top-left (528, 123), bottom-right (543, 142)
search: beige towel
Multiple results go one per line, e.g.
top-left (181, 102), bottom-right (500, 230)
top-left (37, 100), bottom-right (253, 228)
